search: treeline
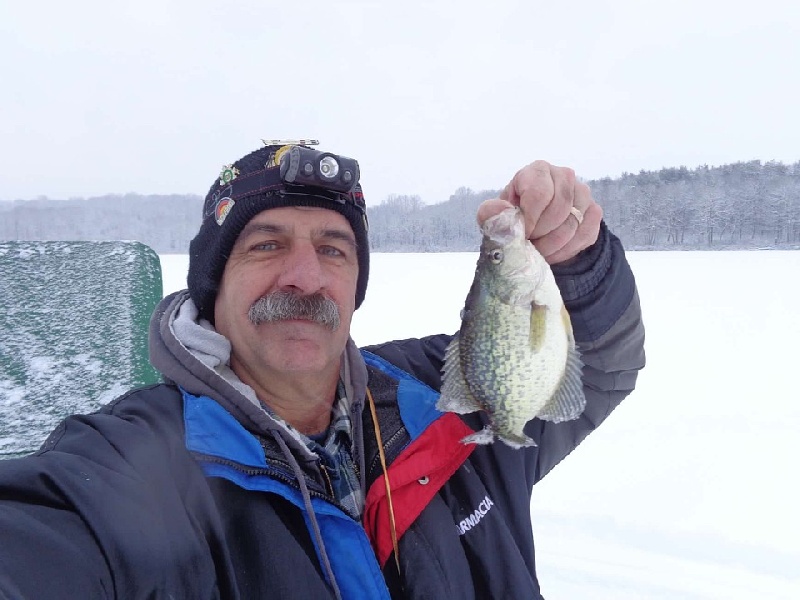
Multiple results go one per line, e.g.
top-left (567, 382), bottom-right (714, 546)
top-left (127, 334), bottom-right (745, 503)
top-left (2, 160), bottom-right (799, 252)
top-left (0, 194), bottom-right (201, 253)
top-left (370, 160), bottom-right (800, 251)
top-left (592, 160), bottom-right (800, 249)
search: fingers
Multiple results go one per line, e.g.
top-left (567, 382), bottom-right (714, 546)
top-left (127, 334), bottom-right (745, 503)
top-left (490, 159), bottom-right (603, 264)
top-left (547, 203), bottom-right (603, 264)
top-left (500, 161), bottom-right (581, 238)
top-left (530, 166), bottom-right (576, 240)
top-left (500, 161), bottom-right (554, 238)
top-left (531, 180), bottom-right (589, 256)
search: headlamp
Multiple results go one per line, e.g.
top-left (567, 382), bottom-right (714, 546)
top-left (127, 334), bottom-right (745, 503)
top-left (279, 145), bottom-right (359, 194)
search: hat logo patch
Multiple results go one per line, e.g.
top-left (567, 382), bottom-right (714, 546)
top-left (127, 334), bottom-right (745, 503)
top-left (215, 197), bottom-right (235, 226)
top-left (219, 164), bottom-right (239, 185)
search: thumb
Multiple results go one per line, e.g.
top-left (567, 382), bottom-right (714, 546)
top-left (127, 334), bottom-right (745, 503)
top-left (477, 198), bottom-right (515, 227)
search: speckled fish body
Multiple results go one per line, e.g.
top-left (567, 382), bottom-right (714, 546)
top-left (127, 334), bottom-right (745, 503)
top-left (436, 207), bottom-right (586, 448)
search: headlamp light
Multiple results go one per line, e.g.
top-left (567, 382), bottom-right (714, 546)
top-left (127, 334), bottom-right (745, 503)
top-left (319, 156), bottom-right (339, 179)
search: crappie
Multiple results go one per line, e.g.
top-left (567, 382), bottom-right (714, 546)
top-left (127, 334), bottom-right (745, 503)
top-left (436, 206), bottom-right (586, 448)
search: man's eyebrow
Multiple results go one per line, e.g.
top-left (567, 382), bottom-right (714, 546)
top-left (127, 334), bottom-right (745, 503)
top-left (238, 222), bottom-right (287, 241)
top-left (316, 228), bottom-right (358, 250)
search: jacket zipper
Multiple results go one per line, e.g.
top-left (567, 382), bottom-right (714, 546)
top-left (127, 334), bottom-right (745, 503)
top-left (320, 464), bottom-right (335, 498)
top-left (193, 452), bottom-right (355, 516)
top-left (367, 426), bottom-right (407, 482)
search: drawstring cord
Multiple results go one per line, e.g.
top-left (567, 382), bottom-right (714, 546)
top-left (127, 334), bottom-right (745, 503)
top-left (366, 387), bottom-right (401, 580)
top-left (270, 430), bottom-right (343, 600)
top-left (267, 385), bottom-right (399, 596)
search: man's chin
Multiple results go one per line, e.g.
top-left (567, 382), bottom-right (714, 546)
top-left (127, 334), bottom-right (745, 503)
top-left (262, 335), bottom-right (343, 375)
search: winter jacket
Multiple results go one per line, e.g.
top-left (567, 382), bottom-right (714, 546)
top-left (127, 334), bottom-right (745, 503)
top-left (0, 223), bottom-right (645, 599)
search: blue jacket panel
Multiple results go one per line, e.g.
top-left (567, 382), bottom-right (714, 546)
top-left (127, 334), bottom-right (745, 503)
top-left (183, 390), bottom-right (390, 600)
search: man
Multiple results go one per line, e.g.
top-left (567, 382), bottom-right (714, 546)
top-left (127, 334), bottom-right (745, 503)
top-left (0, 142), bottom-right (645, 599)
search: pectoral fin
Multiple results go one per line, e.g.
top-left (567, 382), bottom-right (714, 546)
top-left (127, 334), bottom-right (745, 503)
top-left (437, 334), bottom-right (483, 415)
top-left (529, 303), bottom-right (547, 353)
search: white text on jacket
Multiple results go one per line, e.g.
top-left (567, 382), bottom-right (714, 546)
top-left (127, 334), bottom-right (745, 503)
top-left (456, 496), bottom-right (495, 536)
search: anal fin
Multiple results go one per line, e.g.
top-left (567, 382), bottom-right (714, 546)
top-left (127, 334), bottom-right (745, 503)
top-left (461, 426), bottom-right (496, 445)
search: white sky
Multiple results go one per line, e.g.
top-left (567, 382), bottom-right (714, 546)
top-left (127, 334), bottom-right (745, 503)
top-left (2, 1), bottom-right (799, 205)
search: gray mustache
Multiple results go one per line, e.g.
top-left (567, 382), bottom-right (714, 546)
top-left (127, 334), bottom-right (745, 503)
top-left (248, 291), bottom-right (341, 331)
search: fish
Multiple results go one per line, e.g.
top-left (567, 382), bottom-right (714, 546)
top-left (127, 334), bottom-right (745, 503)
top-left (436, 206), bottom-right (586, 448)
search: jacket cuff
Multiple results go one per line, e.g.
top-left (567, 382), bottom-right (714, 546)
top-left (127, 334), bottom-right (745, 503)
top-left (552, 221), bottom-right (612, 303)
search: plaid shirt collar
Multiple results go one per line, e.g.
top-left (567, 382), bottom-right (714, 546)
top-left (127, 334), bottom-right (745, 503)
top-left (302, 380), bottom-right (362, 519)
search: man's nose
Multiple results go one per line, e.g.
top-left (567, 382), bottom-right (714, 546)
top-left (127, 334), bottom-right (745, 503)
top-left (276, 243), bottom-right (325, 295)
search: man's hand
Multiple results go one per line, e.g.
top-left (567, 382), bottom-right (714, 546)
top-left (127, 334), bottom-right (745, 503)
top-left (477, 160), bottom-right (603, 265)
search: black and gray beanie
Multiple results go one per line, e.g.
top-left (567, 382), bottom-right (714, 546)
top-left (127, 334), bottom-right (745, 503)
top-left (187, 144), bottom-right (369, 324)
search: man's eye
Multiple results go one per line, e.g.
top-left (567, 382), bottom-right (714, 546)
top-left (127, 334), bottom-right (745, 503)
top-left (319, 245), bottom-right (345, 257)
top-left (253, 241), bottom-right (279, 251)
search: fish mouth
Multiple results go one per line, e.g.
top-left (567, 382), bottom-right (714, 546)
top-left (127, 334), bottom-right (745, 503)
top-left (482, 207), bottom-right (524, 245)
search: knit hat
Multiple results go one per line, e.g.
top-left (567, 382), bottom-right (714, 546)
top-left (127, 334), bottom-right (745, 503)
top-left (187, 144), bottom-right (369, 324)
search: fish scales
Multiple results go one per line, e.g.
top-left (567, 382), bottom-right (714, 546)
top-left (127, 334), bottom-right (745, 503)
top-left (437, 206), bottom-right (586, 448)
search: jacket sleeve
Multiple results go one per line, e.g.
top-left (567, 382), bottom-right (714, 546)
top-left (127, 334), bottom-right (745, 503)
top-left (365, 221), bottom-right (645, 486)
top-left (0, 386), bottom-right (223, 599)
top-left (526, 221), bottom-right (646, 482)
top-left (0, 434), bottom-right (117, 599)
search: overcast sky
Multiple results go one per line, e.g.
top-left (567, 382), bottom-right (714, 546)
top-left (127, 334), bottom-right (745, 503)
top-left (2, 0), bottom-right (798, 206)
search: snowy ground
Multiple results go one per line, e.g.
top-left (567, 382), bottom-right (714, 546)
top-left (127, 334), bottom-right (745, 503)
top-left (160, 250), bottom-right (800, 599)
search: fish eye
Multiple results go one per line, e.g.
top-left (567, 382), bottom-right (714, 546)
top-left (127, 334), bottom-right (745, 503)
top-left (489, 249), bottom-right (504, 263)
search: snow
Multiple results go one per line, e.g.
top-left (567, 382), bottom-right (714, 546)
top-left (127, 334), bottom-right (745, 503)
top-left (163, 250), bottom-right (800, 598)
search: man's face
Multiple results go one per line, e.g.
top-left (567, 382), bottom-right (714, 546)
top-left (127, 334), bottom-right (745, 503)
top-left (214, 206), bottom-right (359, 388)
